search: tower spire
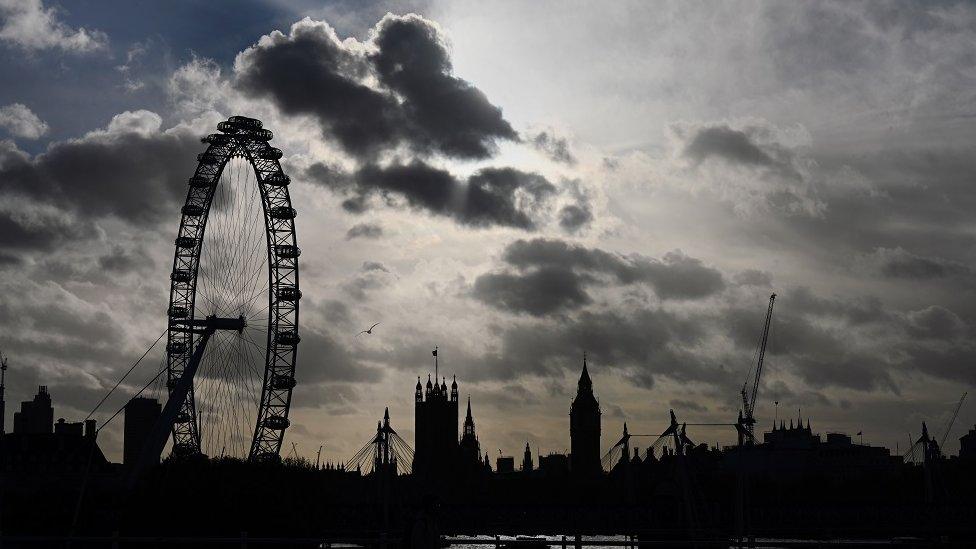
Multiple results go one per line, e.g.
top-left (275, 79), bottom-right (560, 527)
top-left (578, 352), bottom-right (592, 392)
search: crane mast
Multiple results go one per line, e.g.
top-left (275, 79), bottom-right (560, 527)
top-left (939, 391), bottom-right (967, 449)
top-left (740, 294), bottom-right (776, 445)
top-left (0, 350), bottom-right (7, 435)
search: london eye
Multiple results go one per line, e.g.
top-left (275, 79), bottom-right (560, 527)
top-left (164, 116), bottom-right (300, 462)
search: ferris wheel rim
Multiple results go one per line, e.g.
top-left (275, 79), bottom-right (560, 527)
top-left (164, 116), bottom-right (300, 462)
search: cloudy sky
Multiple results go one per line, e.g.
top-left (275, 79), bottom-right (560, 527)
top-left (1, 0), bottom-right (975, 463)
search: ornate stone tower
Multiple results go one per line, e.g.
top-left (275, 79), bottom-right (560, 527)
top-left (522, 442), bottom-right (534, 473)
top-left (570, 354), bottom-right (601, 476)
top-left (458, 397), bottom-right (481, 468)
top-left (412, 348), bottom-right (459, 481)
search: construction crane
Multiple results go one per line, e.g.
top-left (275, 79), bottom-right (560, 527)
top-left (904, 392), bottom-right (967, 464)
top-left (738, 294), bottom-right (776, 445)
top-left (940, 391), bottom-right (967, 449)
top-left (0, 349), bottom-right (7, 435)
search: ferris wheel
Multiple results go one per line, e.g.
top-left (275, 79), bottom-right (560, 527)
top-left (164, 116), bottom-right (300, 462)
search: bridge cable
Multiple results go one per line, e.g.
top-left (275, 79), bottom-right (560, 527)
top-left (96, 359), bottom-right (169, 434)
top-left (85, 328), bottom-right (166, 421)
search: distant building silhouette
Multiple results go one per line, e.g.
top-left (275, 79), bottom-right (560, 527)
top-left (124, 397), bottom-right (161, 467)
top-left (522, 443), bottom-right (533, 472)
top-left (54, 418), bottom-right (83, 436)
top-left (1, 387), bottom-right (106, 473)
top-left (539, 452), bottom-right (570, 476)
top-left (727, 414), bottom-right (899, 476)
top-left (570, 355), bottom-right (601, 476)
top-left (412, 348), bottom-right (459, 480)
top-left (959, 425), bottom-right (976, 461)
top-left (496, 455), bottom-right (515, 473)
top-left (13, 386), bottom-right (53, 434)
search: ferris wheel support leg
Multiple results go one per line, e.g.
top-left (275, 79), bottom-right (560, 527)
top-left (126, 315), bottom-right (244, 489)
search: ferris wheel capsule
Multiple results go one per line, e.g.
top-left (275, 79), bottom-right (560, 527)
top-left (276, 245), bottom-right (300, 259)
top-left (264, 173), bottom-right (290, 187)
top-left (188, 175), bottom-right (212, 188)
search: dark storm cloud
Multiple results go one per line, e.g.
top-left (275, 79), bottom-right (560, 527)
top-left (345, 222), bottom-right (383, 240)
top-left (763, 145), bottom-right (976, 303)
top-left (791, 352), bottom-right (899, 394)
top-left (682, 124), bottom-right (799, 179)
top-left (296, 328), bottom-right (384, 383)
top-left (472, 239), bottom-right (725, 315)
top-left (905, 306), bottom-right (967, 341)
top-left (0, 208), bottom-right (95, 252)
top-left (467, 308), bottom-right (720, 389)
top-left (733, 269), bottom-right (773, 287)
top-left (0, 288), bottom-right (133, 393)
top-left (370, 15), bottom-right (519, 158)
top-left (900, 344), bottom-right (976, 386)
top-left (530, 131), bottom-right (576, 165)
top-left (0, 114), bottom-right (200, 232)
top-left (866, 247), bottom-right (971, 280)
top-left (787, 287), bottom-right (889, 325)
top-left (472, 268), bottom-right (592, 316)
top-left (470, 259), bottom-right (976, 394)
top-left (290, 381), bottom-right (363, 418)
top-left (684, 125), bottom-right (772, 166)
top-left (234, 20), bottom-right (399, 159)
top-left (97, 244), bottom-right (154, 274)
top-left (307, 160), bottom-right (557, 230)
top-left (341, 261), bottom-right (396, 300)
top-left (764, 380), bottom-right (832, 409)
top-left (723, 286), bottom-right (976, 393)
top-left (670, 399), bottom-right (707, 414)
top-left (361, 261), bottom-right (389, 273)
top-left (558, 179), bottom-right (592, 234)
top-left (235, 15), bottom-right (516, 160)
top-left (558, 204), bottom-right (592, 233)
top-left (476, 383), bottom-right (540, 410)
top-left (762, 2), bottom-right (886, 86)
top-left (0, 252), bottom-right (22, 267)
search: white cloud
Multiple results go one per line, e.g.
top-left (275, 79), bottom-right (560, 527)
top-left (116, 41), bottom-right (149, 92)
top-left (0, 103), bottom-right (48, 139)
top-left (100, 110), bottom-right (162, 137)
top-left (0, 0), bottom-right (108, 53)
top-left (167, 55), bottom-right (224, 117)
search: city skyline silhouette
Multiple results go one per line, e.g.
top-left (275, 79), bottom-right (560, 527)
top-left (1, 1), bottom-right (976, 544)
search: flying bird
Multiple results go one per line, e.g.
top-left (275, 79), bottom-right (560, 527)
top-left (358, 322), bottom-right (380, 336)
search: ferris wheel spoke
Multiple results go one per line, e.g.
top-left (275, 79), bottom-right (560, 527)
top-left (237, 284), bottom-right (271, 316)
top-left (209, 336), bottom-right (240, 452)
top-left (232, 339), bottom-right (256, 455)
top-left (235, 257), bottom-right (267, 314)
top-left (240, 331), bottom-right (269, 379)
top-left (239, 339), bottom-right (262, 408)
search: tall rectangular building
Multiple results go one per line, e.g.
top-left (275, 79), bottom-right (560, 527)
top-left (13, 386), bottom-right (53, 434)
top-left (124, 397), bottom-right (162, 467)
